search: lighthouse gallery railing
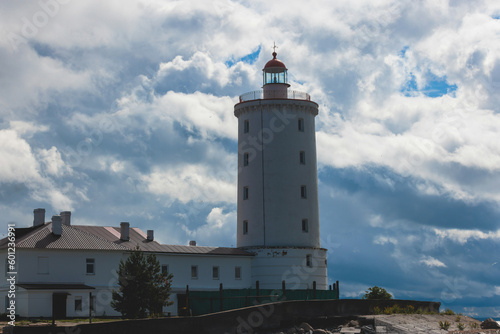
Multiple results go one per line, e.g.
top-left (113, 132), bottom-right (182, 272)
top-left (239, 90), bottom-right (311, 102)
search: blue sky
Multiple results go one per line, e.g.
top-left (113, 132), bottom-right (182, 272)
top-left (1, 0), bottom-right (500, 318)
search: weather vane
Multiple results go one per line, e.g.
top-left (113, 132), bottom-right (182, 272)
top-left (273, 42), bottom-right (278, 53)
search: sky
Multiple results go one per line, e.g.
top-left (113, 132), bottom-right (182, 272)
top-left (1, 0), bottom-right (500, 318)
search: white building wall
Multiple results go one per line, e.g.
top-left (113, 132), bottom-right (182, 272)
top-left (0, 248), bottom-right (253, 317)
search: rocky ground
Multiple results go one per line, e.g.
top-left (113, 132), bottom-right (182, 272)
top-left (266, 314), bottom-right (498, 334)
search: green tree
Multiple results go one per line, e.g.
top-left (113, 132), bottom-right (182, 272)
top-left (362, 286), bottom-right (392, 300)
top-left (111, 247), bottom-right (173, 318)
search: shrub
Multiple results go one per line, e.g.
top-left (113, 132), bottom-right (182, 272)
top-left (362, 286), bottom-right (392, 300)
top-left (442, 308), bottom-right (455, 315)
top-left (439, 321), bottom-right (451, 330)
top-left (457, 323), bottom-right (465, 330)
top-left (469, 323), bottom-right (479, 329)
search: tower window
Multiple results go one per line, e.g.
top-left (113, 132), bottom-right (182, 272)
top-left (302, 219), bottom-right (309, 233)
top-left (213, 266), bottom-right (219, 280)
top-left (191, 265), bottom-right (198, 279)
top-left (298, 118), bottom-right (304, 132)
top-left (306, 254), bottom-right (312, 268)
top-left (243, 220), bottom-right (248, 235)
top-left (243, 152), bottom-right (249, 166)
top-left (299, 151), bottom-right (306, 164)
top-left (235, 266), bottom-right (242, 280)
top-left (244, 120), bottom-right (249, 133)
top-left (301, 185), bottom-right (307, 199)
top-left (243, 186), bottom-right (249, 200)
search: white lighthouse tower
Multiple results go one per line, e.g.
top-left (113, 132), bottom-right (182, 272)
top-left (235, 49), bottom-right (328, 290)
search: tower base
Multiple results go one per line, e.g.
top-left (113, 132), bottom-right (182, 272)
top-left (246, 247), bottom-right (328, 290)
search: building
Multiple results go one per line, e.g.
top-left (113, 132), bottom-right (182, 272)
top-left (0, 210), bottom-right (253, 317)
top-left (0, 51), bottom-right (331, 318)
top-left (235, 50), bottom-right (328, 290)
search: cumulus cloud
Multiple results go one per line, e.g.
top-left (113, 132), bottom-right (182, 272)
top-left (434, 228), bottom-right (500, 245)
top-left (1, 0), bottom-right (500, 318)
top-left (141, 163), bottom-right (236, 205)
top-left (179, 207), bottom-right (236, 246)
top-left (420, 255), bottom-right (447, 268)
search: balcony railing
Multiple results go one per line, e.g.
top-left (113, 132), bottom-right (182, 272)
top-left (239, 90), bottom-right (311, 102)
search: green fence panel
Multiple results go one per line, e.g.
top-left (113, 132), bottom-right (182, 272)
top-left (187, 287), bottom-right (339, 316)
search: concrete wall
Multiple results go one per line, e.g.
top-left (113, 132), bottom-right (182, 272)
top-left (5, 299), bottom-right (441, 334)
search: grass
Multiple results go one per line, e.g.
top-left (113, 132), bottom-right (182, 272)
top-left (373, 305), bottom-right (437, 315)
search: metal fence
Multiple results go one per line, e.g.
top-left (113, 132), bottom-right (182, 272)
top-left (181, 281), bottom-right (339, 316)
top-left (239, 90), bottom-right (311, 102)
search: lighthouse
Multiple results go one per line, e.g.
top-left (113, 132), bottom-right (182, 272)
top-left (234, 49), bottom-right (328, 290)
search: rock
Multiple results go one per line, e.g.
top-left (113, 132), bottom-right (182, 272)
top-left (299, 322), bottom-right (314, 332)
top-left (286, 327), bottom-right (298, 334)
top-left (312, 330), bottom-right (329, 334)
top-left (360, 325), bottom-right (375, 334)
top-left (481, 318), bottom-right (500, 329)
top-left (348, 320), bottom-right (359, 327)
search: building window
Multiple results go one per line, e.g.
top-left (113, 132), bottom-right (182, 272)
top-left (74, 296), bottom-right (82, 311)
top-left (299, 151), bottom-right (306, 164)
top-left (306, 254), bottom-right (312, 268)
top-left (298, 118), bottom-right (304, 132)
top-left (243, 152), bottom-right (249, 166)
top-left (244, 120), bottom-right (249, 133)
top-left (235, 266), bottom-right (241, 280)
top-left (243, 186), bottom-right (249, 200)
top-left (191, 265), bottom-right (198, 279)
top-left (301, 185), bottom-right (307, 199)
top-left (161, 265), bottom-right (169, 275)
top-left (86, 258), bottom-right (95, 275)
top-left (243, 220), bottom-right (248, 235)
top-left (37, 256), bottom-right (49, 274)
top-left (213, 266), bottom-right (219, 280)
top-left (302, 219), bottom-right (309, 233)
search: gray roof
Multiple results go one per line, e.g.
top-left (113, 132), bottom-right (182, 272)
top-left (10, 224), bottom-right (127, 251)
top-left (0, 223), bottom-right (253, 257)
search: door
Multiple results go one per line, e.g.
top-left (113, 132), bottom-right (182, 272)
top-left (52, 293), bottom-right (68, 319)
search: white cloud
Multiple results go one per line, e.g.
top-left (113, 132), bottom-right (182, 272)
top-left (434, 228), bottom-right (500, 245)
top-left (141, 163), bottom-right (236, 205)
top-left (374, 236), bottom-right (398, 246)
top-left (179, 207), bottom-right (236, 247)
top-left (37, 146), bottom-right (71, 177)
top-left (420, 255), bottom-right (447, 268)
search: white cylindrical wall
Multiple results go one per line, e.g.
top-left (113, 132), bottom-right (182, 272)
top-left (249, 247), bottom-right (328, 290)
top-left (235, 99), bottom-right (320, 249)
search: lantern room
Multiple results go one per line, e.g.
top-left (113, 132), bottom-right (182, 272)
top-left (263, 51), bottom-right (289, 86)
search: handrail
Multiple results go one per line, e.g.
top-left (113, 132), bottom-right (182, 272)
top-left (239, 90), bottom-right (311, 102)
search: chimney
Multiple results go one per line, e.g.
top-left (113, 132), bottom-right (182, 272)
top-left (147, 230), bottom-right (154, 241)
top-left (33, 208), bottom-right (45, 227)
top-left (189, 240), bottom-right (197, 246)
top-left (52, 215), bottom-right (62, 236)
top-left (120, 222), bottom-right (130, 241)
top-left (60, 211), bottom-right (71, 226)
